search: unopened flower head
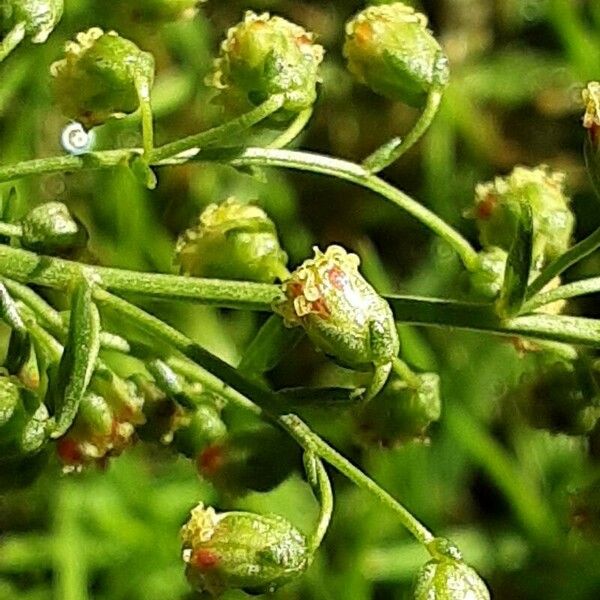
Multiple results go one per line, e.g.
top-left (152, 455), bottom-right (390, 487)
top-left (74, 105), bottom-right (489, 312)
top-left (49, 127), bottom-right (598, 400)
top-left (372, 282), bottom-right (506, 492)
top-left (473, 165), bottom-right (574, 267)
top-left (175, 198), bottom-right (288, 283)
top-left (181, 503), bottom-right (308, 596)
top-left (207, 11), bottom-right (324, 118)
top-left (51, 28), bottom-right (154, 129)
top-left (274, 245), bottom-right (399, 370)
top-left (1, 0), bottom-right (64, 43)
top-left (414, 558), bottom-right (490, 600)
top-left (343, 2), bottom-right (449, 107)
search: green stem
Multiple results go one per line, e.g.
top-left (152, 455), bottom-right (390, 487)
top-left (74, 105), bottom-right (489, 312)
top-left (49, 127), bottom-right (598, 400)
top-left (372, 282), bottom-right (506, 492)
top-left (392, 356), bottom-right (420, 388)
top-left (362, 87), bottom-right (444, 173)
top-left (0, 222), bottom-right (22, 237)
top-left (268, 107), bottom-right (314, 149)
top-left (303, 452), bottom-right (334, 555)
top-left (526, 226), bottom-right (600, 299)
top-left (94, 289), bottom-right (435, 548)
top-left (207, 147), bottom-right (478, 271)
top-left (149, 95), bottom-right (284, 162)
top-left (0, 23), bottom-right (26, 64)
top-left (135, 75), bottom-right (154, 157)
top-left (0, 244), bottom-right (280, 310)
top-left (523, 276), bottom-right (600, 312)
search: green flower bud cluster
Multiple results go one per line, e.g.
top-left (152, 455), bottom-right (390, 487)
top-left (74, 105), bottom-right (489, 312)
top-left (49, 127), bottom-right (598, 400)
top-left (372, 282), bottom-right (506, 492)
top-left (355, 372), bottom-right (441, 447)
top-left (50, 28), bottom-right (154, 129)
top-left (0, 375), bottom-right (49, 490)
top-left (197, 425), bottom-right (300, 496)
top-left (19, 202), bottom-right (88, 255)
top-left (181, 502), bottom-right (309, 596)
top-left (175, 198), bottom-right (289, 283)
top-left (1, 0), bottom-right (63, 43)
top-left (513, 360), bottom-right (600, 436)
top-left (206, 11), bottom-right (324, 119)
top-left (343, 2), bottom-right (449, 107)
top-left (56, 369), bottom-right (145, 469)
top-left (472, 165), bottom-right (574, 269)
top-left (114, 0), bottom-right (203, 24)
top-left (414, 557), bottom-right (490, 600)
top-left (274, 245), bottom-right (399, 372)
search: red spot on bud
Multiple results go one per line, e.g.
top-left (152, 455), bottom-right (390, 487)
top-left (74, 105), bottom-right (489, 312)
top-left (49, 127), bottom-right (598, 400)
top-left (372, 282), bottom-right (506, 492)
top-left (311, 297), bottom-right (330, 318)
top-left (327, 266), bottom-right (345, 290)
top-left (355, 22), bottom-right (373, 45)
top-left (193, 549), bottom-right (219, 570)
top-left (57, 437), bottom-right (82, 465)
top-left (287, 282), bottom-right (304, 299)
top-left (198, 444), bottom-right (225, 476)
top-left (476, 194), bottom-right (497, 220)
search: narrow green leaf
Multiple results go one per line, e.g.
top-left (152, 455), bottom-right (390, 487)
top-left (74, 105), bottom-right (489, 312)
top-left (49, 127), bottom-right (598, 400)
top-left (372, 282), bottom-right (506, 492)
top-left (497, 202), bottom-right (533, 317)
top-left (146, 358), bottom-right (194, 409)
top-left (0, 282), bottom-right (31, 375)
top-left (51, 278), bottom-right (101, 437)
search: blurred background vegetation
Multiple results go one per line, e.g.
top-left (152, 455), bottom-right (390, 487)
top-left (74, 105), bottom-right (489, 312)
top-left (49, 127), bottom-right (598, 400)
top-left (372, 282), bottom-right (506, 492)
top-left (1, 0), bottom-right (600, 598)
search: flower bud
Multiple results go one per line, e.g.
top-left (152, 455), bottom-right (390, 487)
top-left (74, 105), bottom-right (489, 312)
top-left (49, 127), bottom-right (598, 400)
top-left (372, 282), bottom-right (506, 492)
top-left (514, 361), bottom-right (600, 436)
top-left (181, 503), bottom-right (309, 596)
top-left (19, 202), bottom-right (88, 255)
top-left (274, 246), bottom-right (399, 372)
top-left (116, 0), bottom-right (202, 24)
top-left (175, 198), bottom-right (289, 283)
top-left (50, 28), bottom-right (154, 129)
top-left (466, 246), bottom-right (508, 301)
top-left (473, 165), bottom-right (574, 267)
top-left (1, 0), bottom-right (63, 44)
top-left (197, 425), bottom-right (300, 496)
top-left (356, 372), bottom-right (441, 447)
top-left (206, 11), bottom-right (324, 119)
top-left (414, 558), bottom-right (490, 600)
top-left (343, 3), bottom-right (449, 107)
top-left (173, 402), bottom-right (227, 458)
top-left (0, 375), bottom-right (49, 459)
top-left (583, 81), bottom-right (600, 140)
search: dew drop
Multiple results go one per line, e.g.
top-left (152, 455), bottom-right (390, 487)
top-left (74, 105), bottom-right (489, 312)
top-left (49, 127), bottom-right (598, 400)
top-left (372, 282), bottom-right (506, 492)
top-left (61, 122), bottom-right (95, 155)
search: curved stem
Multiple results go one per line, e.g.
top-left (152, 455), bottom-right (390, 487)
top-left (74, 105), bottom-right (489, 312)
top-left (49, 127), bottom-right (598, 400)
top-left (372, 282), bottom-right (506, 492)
top-left (0, 23), bottom-right (26, 64)
top-left (526, 226), bottom-right (600, 299)
top-left (362, 87), bottom-right (444, 174)
top-left (392, 356), bottom-right (420, 388)
top-left (149, 94), bottom-right (284, 162)
top-left (0, 222), bottom-right (22, 237)
top-left (213, 147), bottom-right (478, 271)
top-left (303, 452), bottom-right (334, 555)
top-left (268, 107), bottom-right (313, 149)
top-left (94, 289), bottom-right (435, 548)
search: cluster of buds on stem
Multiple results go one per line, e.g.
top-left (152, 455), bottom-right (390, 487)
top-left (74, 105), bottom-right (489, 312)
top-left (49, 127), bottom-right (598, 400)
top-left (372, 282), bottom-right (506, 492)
top-left (206, 11), bottom-right (324, 121)
top-left (1, 0), bottom-right (63, 44)
top-left (50, 28), bottom-right (154, 130)
top-left (175, 198), bottom-right (289, 283)
top-left (181, 502), bottom-right (309, 596)
top-left (343, 2), bottom-right (449, 107)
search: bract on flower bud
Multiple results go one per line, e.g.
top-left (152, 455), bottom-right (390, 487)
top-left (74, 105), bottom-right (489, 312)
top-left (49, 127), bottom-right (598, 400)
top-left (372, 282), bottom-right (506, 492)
top-left (473, 165), bottom-right (574, 267)
top-left (0, 375), bottom-right (49, 460)
top-left (181, 503), bottom-right (309, 596)
top-left (116, 0), bottom-right (202, 24)
top-left (197, 425), bottom-right (300, 496)
top-left (19, 202), bottom-right (88, 255)
top-left (175, 198), bottom-right (289, 283)
top-left (206, 11), bottom-right (324, 119)
top-left (356, 372), bottom-right (441, 447)
top-left (343, 2), bottom-right (449, 107)
top-left (467, 246), bottom-right (508, 301)
top-left (1, 0), bottom-right (63, 43)
top-left (274, 246), bottom-right (399, 372)
top-left (414, 558), bottom-right (490, 600)
top-left (50, 28), bottom-right (154, 129)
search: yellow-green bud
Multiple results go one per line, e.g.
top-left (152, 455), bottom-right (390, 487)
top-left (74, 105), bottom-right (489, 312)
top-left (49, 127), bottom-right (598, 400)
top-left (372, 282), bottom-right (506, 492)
top-left (343, 2), bottom-right (449, 107)
top-left (175, 198), bottom-right (288, 283)
top-left (414, 558), bottom-right (490, 600)
top-left (50, 28), bottom-right (154, 129)
top-left (20, 202), bottom-right (88, 255)
top-left (115, 0), bottom-right (202, 23)
top-left (206, 11), bottom-right (324, 119)
top-left (356, 372), bottom-right (441, 447)
top-left (473, 165), bottom-right (574, 267)
top-left (181, 503), bottom-right (309, 596)
top-left (274, 245), bottom-right (399, 371)
top-left (1, 0), bottom-right (63, 43)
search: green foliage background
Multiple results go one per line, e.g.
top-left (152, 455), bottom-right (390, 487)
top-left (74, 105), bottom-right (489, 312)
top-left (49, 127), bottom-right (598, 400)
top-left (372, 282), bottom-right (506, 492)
top-left (1, 1), bottom-right (600, 598)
